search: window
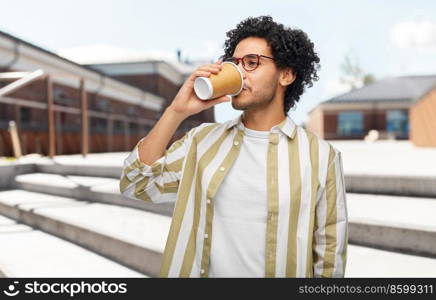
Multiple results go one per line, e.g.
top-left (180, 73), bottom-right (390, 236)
top-left (63, 114), bottom-right (81, 133)
top-left (53, 87), bottom-right (73, 106)
top-left (337, 111), bottom-right (363, 136)
top-left (129, 122), bottom-right (139, 135)
top-left (114, 120), bottom-right (125, 134)
top-left (20, 107), bottom-right (32, 130)
top-left (96, 99), bottom-right (112, 113)
top-left (0, 104), bottom-right (12, 129)
top-left (127, 106), bottom-right (138, 117)
top-left (90, 117), bottom-right (107, 134)
top-left (387, 110), bottom-right (408, 135)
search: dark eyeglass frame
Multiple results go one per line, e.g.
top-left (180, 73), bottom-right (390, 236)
top-left (222, 54), bottom-right (275, 71)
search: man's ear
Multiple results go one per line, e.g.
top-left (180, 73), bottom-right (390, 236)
top-left (279, 68), bottom-right (296, 87)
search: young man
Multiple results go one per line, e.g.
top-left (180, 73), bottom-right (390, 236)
top-left (120, 15), bottom-right (348, 278)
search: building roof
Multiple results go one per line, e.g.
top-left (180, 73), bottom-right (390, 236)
top-left (84, 60), bottom-right (186, 86)
top-left (57, 44), bottom-right (205, 75)
top-left (59, 45), bottom-right (216, 86)
top-left (0, 30), bottom-right (114, 80)
top-left (325, 75), bottom-right (436, 104)
top-left (84, 59), bottom-right (215, 86)
top-left (0, 30), bottom-right (165, 110)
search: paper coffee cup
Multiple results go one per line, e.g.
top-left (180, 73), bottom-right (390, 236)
top-left (194, 62), bottom-right (243, 100)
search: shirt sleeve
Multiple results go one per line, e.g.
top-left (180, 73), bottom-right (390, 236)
top-left (313, 148), bottom-right (348, 277)
top-left (119, 126), bottom-right (197, 204)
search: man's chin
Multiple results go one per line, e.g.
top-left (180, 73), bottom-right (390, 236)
top-left (231, 103), bottom-right (245, 111)
top-left (231, 96), bottom-right (249, 111)
top-left (233, 91), bottom-right (259, 107)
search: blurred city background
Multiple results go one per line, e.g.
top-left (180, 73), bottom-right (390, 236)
top-left (0, 0), bottom-right (435, 277)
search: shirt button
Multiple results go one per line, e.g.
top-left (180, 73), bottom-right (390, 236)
top-left (201, 269), bottom-right (205, 274)
top-left (207, 199), bottom-right (211, 204)
top-left (204, 233), bottom-right (209, 239)
top-left (233, 141), bottom-right (239, 146)
top-left (219, 167), bottom-right (225, 172)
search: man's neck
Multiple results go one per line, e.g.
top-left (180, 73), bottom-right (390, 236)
top-left (242, 111), bottom-right (286, 132)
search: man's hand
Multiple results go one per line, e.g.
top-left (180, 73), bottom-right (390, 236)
top-left (168, 59), bottom-right (231, 118)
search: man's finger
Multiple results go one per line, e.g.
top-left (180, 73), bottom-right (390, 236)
top-left (209, 95), bottom-right (232, 105)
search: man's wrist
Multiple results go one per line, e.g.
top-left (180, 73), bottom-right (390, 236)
top-left (165, 106), bottom-right (189, 123)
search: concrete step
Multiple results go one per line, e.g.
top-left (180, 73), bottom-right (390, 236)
top-left (0, 214), bottom-right (145, 277)
top-left (3, 160), bottom-right (435, 198)
top-left (1, 189), bottom-right (436, 277)
top-left (13, 173), bottom-right (436, 257)
top-left (329, 140), bottom-right (436, 178)
top-left (0, 190), bottom-right (171, 277)
top-left (12, 172), bottom-right (174, 217)
top-left (348, 193), bottom-right (436, 257)
top-left (345, 174), bottom-right (436, 198)
top-left (37, 161), bottom-right (436, 198)
top-left (346, 244), bottom-right (436, 277)
top-left (329, 140), bottom-right (436, 197)
top-left (35, 163), bottom-right (121, 179)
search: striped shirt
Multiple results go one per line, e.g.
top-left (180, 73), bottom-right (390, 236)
top-left (120, 114), bottom-right (348, 278)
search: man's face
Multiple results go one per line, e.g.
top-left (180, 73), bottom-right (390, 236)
top-left (230, 37), bottom-right (280, 111)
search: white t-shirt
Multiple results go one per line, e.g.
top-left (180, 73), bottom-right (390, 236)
top-left (208, 121), bottom-right (270, 277)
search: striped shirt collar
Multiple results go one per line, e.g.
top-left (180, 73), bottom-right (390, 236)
top-left (225, 114), bottom-right (298, 139)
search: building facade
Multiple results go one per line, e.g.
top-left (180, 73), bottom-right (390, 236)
top-left (86, 60), bottom-right (215, 140)
top-left (410, 88), bottom-right (436, 147)
top-left (0, 30), bottom-right (215, 157)
top-left (306, 75), bottom-right (436, 144)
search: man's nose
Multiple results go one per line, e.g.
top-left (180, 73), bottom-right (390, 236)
top-left (236, 63), bottom-right (247, 79)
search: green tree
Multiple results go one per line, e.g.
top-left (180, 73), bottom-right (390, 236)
top-left (340, 50), bottom-right (375, 90)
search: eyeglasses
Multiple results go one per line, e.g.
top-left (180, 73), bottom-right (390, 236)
top-left (222, 54), bottom-right (275, 71)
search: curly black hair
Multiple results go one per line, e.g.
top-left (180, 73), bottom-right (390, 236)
top-left (222, 15), bottom-right (320, 113)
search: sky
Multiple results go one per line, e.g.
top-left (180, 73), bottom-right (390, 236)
top-left (1, 0), bottom-right (435, 125)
